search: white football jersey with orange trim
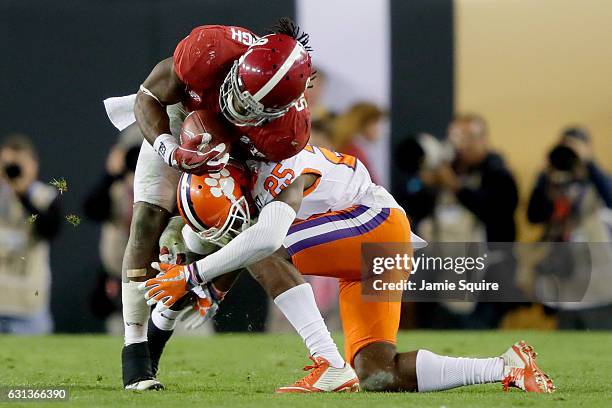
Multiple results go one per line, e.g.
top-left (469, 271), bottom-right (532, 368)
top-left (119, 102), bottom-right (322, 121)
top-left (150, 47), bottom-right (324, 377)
top-left (248, 144), bottom-right (401, 220)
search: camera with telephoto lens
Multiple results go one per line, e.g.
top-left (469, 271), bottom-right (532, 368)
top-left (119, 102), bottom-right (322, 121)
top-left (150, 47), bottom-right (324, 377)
top-left (547, 144), bottom-right (581, 187)
top-left (395, 133), bottom-right (455, 175)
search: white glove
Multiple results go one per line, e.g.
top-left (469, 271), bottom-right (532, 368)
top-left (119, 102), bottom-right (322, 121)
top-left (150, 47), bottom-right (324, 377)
top-left (178, 284), bottom-right (222, 330)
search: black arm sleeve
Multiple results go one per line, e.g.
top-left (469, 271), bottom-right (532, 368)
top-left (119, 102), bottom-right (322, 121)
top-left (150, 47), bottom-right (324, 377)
top-left (527, 173), bottom-right (554, 224)
top-left (83, 173), bottom-right (120, 222)
top-left (18, 193), bottom-right (62, 240)
top-left (586, 161), bottom-right (612, 209)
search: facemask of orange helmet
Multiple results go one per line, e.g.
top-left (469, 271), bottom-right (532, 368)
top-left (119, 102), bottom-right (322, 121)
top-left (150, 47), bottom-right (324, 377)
top-left (177, 161), bottom-right (252, 244)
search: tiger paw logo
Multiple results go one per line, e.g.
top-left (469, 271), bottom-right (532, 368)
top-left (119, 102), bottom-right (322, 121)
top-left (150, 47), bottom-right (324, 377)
top-left (204, 168), bottom-right (235, 198)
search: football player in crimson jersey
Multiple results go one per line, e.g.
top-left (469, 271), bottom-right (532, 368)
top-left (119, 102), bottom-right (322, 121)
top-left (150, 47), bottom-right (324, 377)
top-left (120, 18), bottom-right (315, 390)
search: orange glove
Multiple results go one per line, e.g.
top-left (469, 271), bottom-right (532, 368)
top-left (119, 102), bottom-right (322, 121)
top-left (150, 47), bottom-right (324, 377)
top-left (139, 262), bottom-right (200, 311)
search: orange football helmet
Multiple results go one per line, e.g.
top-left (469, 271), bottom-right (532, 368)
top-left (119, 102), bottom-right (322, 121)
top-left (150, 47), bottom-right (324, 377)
top-left (177, 161), bottom-right (252, 244)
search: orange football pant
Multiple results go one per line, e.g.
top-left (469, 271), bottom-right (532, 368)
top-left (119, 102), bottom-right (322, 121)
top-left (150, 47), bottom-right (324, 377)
top-left (286, 206), bottom-right (411, 364)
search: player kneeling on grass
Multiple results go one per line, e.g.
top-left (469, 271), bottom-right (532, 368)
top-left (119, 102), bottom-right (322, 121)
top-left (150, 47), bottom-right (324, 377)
top-left (141, 147), bottom-right (555, 394)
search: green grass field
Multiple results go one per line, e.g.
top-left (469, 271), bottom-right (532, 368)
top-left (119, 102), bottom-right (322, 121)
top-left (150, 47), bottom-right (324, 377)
top-left (0, 331), bottom-right (610, 407)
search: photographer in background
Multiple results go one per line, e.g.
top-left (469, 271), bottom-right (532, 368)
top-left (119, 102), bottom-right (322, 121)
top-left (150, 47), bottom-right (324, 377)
top-left (397, 114), bottom-right (519, 242)
top-left (528, 127), bottom-right (612, 241)
top-left (0, 134), bottom-right (62, 334)
top-left (394, 114), bottom-right (520, 329)
top-left (438, 114), bottom-right (519, 242)
top-left (527, 127), bottom-right (612, 329)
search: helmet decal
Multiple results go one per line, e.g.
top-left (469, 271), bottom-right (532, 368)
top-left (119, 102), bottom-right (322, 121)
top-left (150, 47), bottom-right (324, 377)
top-left (203, 169), bottom-right (236, 199)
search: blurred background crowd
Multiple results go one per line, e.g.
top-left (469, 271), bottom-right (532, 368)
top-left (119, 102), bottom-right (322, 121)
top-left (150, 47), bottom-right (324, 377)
top-left (0, 0), bottom-right (610, 335)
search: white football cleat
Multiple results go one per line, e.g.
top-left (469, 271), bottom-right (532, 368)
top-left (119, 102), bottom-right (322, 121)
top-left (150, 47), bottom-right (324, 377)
top-left (501, 341), bottom-right (555, 393)
top-left (276, 356), bottom-right (360, 393)
top-left (124, 378), bottom-right (164, 391)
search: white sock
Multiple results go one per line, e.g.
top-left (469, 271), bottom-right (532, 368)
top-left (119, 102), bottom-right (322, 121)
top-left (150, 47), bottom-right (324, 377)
top-left (274, 283), bottom-right (345, 368)
top-left (122, 281), bottom-right (150, 345)
top-left (151, 303), bottom-right (182, 331)
top-left (416, 349), bottom-right (504, 392)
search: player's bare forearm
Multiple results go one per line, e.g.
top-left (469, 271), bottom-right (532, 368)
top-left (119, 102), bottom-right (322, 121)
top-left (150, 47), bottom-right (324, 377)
top-left (135, 57), bottom-right (185, 145)
top-left (134, 95), bottom-right (171, 145)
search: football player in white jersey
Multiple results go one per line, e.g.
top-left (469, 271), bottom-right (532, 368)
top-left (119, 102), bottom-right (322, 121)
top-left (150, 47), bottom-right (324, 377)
top-left (142, 145), bottom-right (554, 394)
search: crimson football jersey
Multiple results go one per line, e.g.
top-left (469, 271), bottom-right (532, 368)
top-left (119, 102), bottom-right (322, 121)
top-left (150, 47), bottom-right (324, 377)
top-left (173, 25), bottom-right (310, 162)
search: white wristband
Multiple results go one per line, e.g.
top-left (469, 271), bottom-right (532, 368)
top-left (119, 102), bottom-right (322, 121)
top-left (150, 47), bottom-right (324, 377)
top-left (152, 133), bottom-right (179, 167)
